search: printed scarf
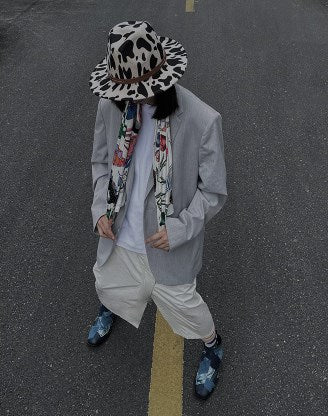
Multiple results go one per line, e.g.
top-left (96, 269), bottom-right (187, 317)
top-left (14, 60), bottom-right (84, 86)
top-left (106, 100), bottom-right (174, 230)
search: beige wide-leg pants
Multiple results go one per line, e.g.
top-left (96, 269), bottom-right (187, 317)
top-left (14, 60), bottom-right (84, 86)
top-left (93, 244), bottom-right (216, 339)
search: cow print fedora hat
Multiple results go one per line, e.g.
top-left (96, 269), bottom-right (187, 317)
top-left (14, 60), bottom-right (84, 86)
top-left (89, 20), bottom-right (188, 101)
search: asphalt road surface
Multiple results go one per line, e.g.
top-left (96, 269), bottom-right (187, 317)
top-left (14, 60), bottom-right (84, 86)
top-left (1, 1), bottom-right (327, 415)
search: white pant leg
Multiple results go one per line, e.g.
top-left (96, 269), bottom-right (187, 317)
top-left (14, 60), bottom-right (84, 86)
top-left (93, 245), bottom-right (151, 329)
top-left (141, 251), bottom-right (216, 339)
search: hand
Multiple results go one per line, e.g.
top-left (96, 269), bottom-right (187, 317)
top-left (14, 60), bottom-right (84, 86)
top-left (97, 215), bottom-right (116, 240)
top-left (145, 226), bottom-right (170, 251)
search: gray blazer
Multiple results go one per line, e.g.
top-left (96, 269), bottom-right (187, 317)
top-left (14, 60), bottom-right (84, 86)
top-left (90, 82), bottom-right (228, 285)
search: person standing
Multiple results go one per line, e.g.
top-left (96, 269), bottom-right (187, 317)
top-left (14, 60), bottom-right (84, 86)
top-left (87, 20), bottom-right (228, 400)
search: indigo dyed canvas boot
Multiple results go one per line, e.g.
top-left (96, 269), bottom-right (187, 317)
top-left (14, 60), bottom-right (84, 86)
top-left (194, 330), bottom-right (224, 400)
top-left (87, 303), bottom-right (116, 347)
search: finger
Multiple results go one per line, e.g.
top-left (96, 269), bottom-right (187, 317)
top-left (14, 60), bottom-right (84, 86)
top-left (151, 236), bottom-right (167, 247)
top-left (146, 227), bottom-right (166, 241)
top-left (145, 231), bottom-right (163, 244)
top-left (155, 242), bottom-right (169, 250)
top-left (150, 229), bottom-right (168, 245)
top-left (104, 227), bottom-right (116, 239)
top-left (98, 228), bottom-right (111, 239)
top-left (153, 241), bottom-right (170, 251)
top-left (100, 217), bottom-right (111, 228)
top-left (103, 221), bottom-right (113, 235)
top-left (99, 223), bottom-right (115, 240)
top-left (101, 217), bottom-right (116, 239)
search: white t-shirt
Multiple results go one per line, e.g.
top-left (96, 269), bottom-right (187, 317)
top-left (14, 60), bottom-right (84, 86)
top-left (116, 103), bottom-right (156, 254)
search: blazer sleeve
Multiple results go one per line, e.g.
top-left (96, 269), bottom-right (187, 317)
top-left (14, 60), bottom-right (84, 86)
top-left (165, 113), bottom-right (228, 250)
top-left (90, 99), bottom-right (109, 235)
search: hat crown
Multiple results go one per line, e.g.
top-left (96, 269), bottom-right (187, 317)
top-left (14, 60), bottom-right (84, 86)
top-left (106, 21), bottom-right (165, 81)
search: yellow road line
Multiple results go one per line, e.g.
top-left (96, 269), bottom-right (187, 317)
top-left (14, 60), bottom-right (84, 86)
top-left (148, 309), bottom-right (184, 416)
top-left (185, 0), bottom-right (195, 12)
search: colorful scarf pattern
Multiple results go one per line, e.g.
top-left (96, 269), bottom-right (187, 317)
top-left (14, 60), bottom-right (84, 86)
top-left (106, 100), bottom-right (174, 230)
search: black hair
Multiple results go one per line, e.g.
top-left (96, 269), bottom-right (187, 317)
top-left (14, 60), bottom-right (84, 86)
top-left (110, 84), bottom-right (179, 119)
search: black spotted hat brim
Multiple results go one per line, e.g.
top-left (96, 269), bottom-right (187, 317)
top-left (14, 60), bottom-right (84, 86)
top-left (89, 36), bottom-right (188, 100)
